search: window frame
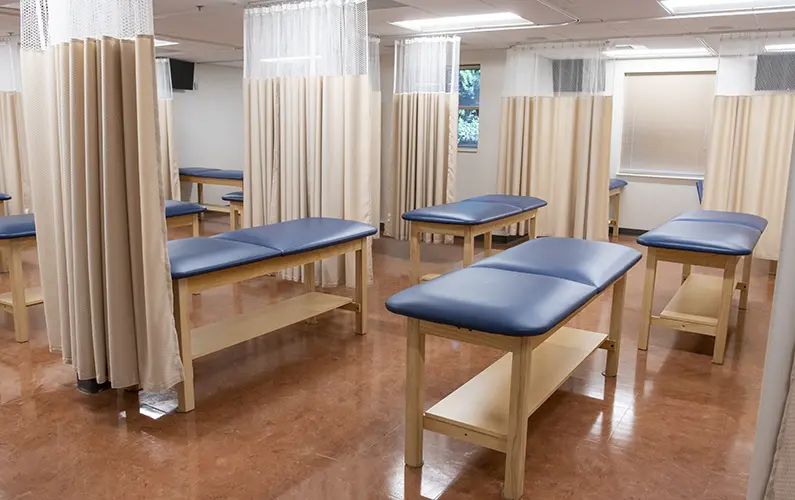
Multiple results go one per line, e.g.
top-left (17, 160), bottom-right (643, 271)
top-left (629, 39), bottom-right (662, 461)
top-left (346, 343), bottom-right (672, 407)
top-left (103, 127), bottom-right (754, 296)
top-left (616, 69), bottom-right (716, 180)
top-left (458, 64), bottom-right (481, 152)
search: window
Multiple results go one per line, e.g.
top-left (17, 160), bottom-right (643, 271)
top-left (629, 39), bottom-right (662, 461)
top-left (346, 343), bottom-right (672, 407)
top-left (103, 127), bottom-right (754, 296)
top-left (620, 71), bottom-right (715, 178)
top-left (458, 65), bottom-right (481, 149)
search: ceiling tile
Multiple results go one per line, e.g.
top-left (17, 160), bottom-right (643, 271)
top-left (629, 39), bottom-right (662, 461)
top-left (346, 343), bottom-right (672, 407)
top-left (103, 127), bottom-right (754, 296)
top-left (676, 13), bottom-right (760, 32)
top-left (551, 0), bottom-right (669, 22)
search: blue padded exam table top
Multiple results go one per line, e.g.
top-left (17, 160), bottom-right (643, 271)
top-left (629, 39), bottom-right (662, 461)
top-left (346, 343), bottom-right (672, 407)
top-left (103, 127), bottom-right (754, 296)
top-left (0, 214), bottom-right (35, 239)
top-left (610, 178), bottom-right (627, 191)
top-left (165, 200), bottom-right (207, 218)
top-left (386, 238), bottom-right (641, 337)
top-left (0, 193), bottom-right (11, 201)
top-left (637, 210), bottom-right (767, 256)
top-left (169, 217), bottom-right (377, 279)
top-left (179, 167), bottom-right (244, 181)
top-left (222, 191), bottom-right (244, 203)
top-left (402, 195), bottom-right (547, 225)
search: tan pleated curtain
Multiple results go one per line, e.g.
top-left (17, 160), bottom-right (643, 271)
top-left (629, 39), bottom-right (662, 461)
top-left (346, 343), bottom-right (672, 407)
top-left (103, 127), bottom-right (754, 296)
top-left (369, 36), bottom-right (382, 236)
top-left (156, 58), bottom-right (180, 200)
top-left (496, 44), bottom-right (611, 240)
top-left (243, 0), bottom-right (372, 287)
top-left (388, 36), bottom-right (460, 242)
top-left (0, 37), bottom-right (30, 214)
top-left (19, 0), bottom-right (183, 391)
top-left (704, 33), bottom-right (795, 262)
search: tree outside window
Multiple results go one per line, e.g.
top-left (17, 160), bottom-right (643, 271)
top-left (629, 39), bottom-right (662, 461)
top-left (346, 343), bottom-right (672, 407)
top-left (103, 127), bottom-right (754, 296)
top-left (458, 66), bottom-right (480, 149)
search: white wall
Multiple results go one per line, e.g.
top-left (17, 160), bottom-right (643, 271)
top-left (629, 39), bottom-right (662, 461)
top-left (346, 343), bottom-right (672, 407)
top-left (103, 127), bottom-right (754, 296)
top-left (173, 63), bottom-right (244, 206)
top-left (609, 57), bottom-right (717, 230)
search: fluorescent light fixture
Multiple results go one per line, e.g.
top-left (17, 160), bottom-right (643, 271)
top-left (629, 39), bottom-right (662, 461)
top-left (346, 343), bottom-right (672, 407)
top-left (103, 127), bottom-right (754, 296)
top-left (765, 43), bottom-right (795, 52)
top-left (154, 39), bottom-right (178, 47)
top-left (390, 12), bottom-right (532, 33)
top-left (603, 47), bottom-right (712, 58)
top-left (260, 55), bottom-right (320, 63)
top-left (659, 0), bottom-right (795, 15)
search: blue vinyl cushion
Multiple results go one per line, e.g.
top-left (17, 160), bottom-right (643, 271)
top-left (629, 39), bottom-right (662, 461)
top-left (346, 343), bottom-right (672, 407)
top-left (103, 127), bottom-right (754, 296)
top-left (386, 238), bottom-right (641, 337)
top-left (179, 167), bottom-right (244, 181)
top-left (610, 178), bottom-right (628, 191)
top-left (472, 237), bottom-right (641, 292)
top-left (402, 195), bottom-right (546, 225)
top-left (165, 200), bottom-right (207, 218)
top-left (671, 209), bottom-right (768, 232)
top-left (168, 238), bottom-right (281, 279)
top-left (0, 214), bottom-right (36, 239)
top-left (214, 217), bottom-right (377, 256)
top-left (637, 220), bottom-right (763, 256)
top-left (696, 180), bottom-right (704, 204)
top-left (0, 193), bottom-right (11, 201)
top-left (222, 191), bottom-right (244, 203)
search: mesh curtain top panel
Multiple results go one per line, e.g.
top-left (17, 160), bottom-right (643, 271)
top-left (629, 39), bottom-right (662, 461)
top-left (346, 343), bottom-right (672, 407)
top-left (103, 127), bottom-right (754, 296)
top-left (156, 57), bottom-right (180, 199)
top-left (388, 35), bottom-right (460, 242)
top-left (705, 31), bottom-right (795, 261)
top-left (497, 42), bottom-right (612, 240)
top-left (243, 0), bottom-right (373, 287)
top-left (0, 36), bottom-right (30, 214)
top-left (19, 0), bottom-right (183, 391)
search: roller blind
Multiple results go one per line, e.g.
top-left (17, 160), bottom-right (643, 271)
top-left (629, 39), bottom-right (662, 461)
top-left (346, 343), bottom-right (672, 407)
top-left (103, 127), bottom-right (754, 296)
top-left (620, 71), bottom-right (715, 177)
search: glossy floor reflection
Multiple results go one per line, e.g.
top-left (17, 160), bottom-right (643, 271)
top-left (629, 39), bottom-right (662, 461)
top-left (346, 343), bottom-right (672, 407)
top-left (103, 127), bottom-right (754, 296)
top-left (0, 214), bottom-right (775, 499)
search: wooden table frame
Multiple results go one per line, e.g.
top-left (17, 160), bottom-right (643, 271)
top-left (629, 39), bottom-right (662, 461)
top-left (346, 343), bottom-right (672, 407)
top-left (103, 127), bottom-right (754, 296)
top-left (0, 236), bottom-right (42, 343)
top-left (172, 235), bottom-right (370, 413)
top-left (166, 213), bottom-right (201, 237)
top-left (609, 187), bottom-right (623, 238)
top-left (180, 174), bottom-right (243, 214)
top-left (229, 200), bottom-right (243, 230)
top-left (405, 275), bottom-right (628, 500)
top-left (409, 209), bottom-right (540, 286)
top-left (639, 247), bottom-right (752, 364)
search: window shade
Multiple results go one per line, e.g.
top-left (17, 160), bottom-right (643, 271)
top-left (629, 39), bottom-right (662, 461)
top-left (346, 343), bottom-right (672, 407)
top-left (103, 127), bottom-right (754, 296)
top-left (620, 72), bottom-right (715, 177)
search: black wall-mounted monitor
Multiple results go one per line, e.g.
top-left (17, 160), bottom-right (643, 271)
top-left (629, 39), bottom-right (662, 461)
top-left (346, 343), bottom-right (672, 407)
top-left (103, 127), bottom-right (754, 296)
top-left (170, 59), bottom-right (195, 91)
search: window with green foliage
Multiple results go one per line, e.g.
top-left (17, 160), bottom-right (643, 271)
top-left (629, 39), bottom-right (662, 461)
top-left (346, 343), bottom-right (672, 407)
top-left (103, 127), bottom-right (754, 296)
top-left (458, 66), bottom-right (481, 149)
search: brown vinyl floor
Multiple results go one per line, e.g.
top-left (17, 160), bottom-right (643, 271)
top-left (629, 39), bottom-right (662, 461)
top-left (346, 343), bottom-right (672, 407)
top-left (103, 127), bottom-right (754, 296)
top-left (0, 214), bottom-right (775, 499)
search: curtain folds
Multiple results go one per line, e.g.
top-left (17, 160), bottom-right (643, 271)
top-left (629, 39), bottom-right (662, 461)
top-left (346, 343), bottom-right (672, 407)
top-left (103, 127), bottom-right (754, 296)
top-left (388, 35), bottom-right (460, 242)
top-left (20, 0), bottom-right (182, 392)
top-left (496, 43), bottom-right (611, 241)
top-left (369, 36), bottom-right (381, 236)
top-left (156, 58), bottom-right (179, 200)
top-left (243, 0), bottom-right (373, 287)
top-left (0, 37), bottom-right (30, 214)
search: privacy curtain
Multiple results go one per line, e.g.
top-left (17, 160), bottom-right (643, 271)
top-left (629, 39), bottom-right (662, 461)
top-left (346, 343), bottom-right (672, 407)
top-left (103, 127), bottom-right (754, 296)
top-left (19, 0), bottom-right (183, 391)
top-left (496, 43), bottom-right (612, 240)
top-left (748, 128), bottom-right (795, 500)
top-left (704, 32), bottom-right (795, 261)
top-left (0, 36), bottom-right (30, 214)
top-left (369, 36), bottom-right (381, 236)
top-left (156, 58), bottom-right (180, 200)
top-left (243, 0), bottom-right (372, 287)
top-left (387, 35), bottom-right (460, 242)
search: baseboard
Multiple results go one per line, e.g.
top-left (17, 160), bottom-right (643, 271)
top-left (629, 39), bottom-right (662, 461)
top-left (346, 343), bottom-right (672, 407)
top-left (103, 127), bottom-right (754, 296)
top-left (618, 228), bottom-right (646, 237)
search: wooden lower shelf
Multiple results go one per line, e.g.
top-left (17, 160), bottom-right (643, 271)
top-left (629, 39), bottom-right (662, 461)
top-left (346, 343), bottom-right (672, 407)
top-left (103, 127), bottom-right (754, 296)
top-left (202, 203), bottom-right (231, 214)
top-left (424, 327), bottom-right (607, 444)
top-left (0, 286), bottom-right (43, 308)
top-left (191, 292), bottom-right (352, 359)
top-left (660, 273), bottom-right (726, 328)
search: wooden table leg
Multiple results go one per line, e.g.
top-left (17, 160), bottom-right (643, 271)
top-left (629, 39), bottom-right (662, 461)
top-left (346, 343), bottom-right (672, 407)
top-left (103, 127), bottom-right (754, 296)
top-left (191, 214), bottom-right (200, 238)
top-left (10, 241), bottom-right (28, 343)
top-left (197, 183), bottom-right (204, 220)
top-left (484, 231), bottom-right (493, 259)
top-left (409, 224), bottom-right (421, 286)
top-left (739, 255), bottom-right (752, 311)
top-left (354, 240), bottom-right (368, 335)
top-left (304, 262), bottom-right (317, 325)
top-left (613, 192), bottom-right (622, 237)
top-left (528, 214), bottom-right (537, 240)
top-left (713, 257), bottom-right (739, 365)
top-left (638, 248), bottom-right (658, 351)
top-left (503, 337), bottom-right (532, 500)
top-left (682, 264), bottom-right (691, 284)
top-left (0, 201), bottom-right (7, 273)
top-left (605, 275), bottom-right (627, 377)
top-left (174, 279), bottom-right (195, 412)
top-left (463, 228), bottom-right (475, 268)
top-left (405, 318), bottom-right (425, 468)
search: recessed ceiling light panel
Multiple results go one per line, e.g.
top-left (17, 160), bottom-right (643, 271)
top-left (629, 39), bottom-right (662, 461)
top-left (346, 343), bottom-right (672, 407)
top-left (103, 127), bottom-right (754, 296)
top-left (765, 43), bottom-right (795, 52)
top-left (603, 47), bottom-right (712, 58)
top-left (390, 12), bottom-right (532, 33)
top-left (660, 0), bottom-right (795, 15)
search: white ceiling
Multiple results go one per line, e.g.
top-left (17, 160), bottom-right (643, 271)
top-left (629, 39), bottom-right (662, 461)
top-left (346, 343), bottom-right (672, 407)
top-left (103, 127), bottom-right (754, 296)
top-left (2, 0), bottom-right (795, 63)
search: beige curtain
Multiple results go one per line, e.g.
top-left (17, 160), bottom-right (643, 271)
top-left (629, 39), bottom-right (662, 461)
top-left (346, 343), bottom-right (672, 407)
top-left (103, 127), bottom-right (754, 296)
top-left (21, 36), bottom-right (183, 391)
top-left (0, 91), bottom-right (30, 214)
top-left (389, 92), bottom-right (457, 242)
top-left (371, 90), bottom-right (382, 236)
top-left (497, 95), bottom-right (612, 240)
top-left (244, 75), bottom-right (372, 287)
top-left (157, 99), bottom-right (180, 200)
top-left (704, 94), bottom-right (795, 261)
